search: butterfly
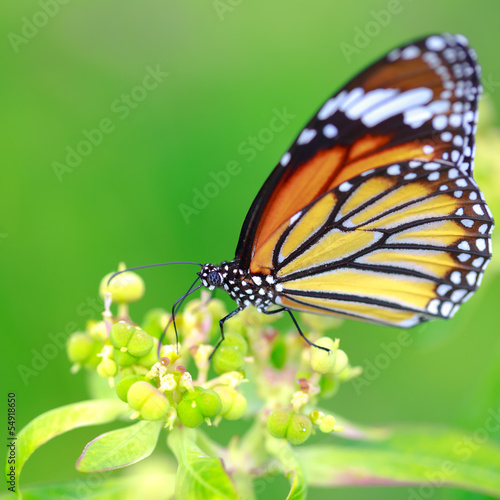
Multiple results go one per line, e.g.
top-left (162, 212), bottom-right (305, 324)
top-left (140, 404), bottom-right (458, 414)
top-left (118, 33), bottom-right (494, 351)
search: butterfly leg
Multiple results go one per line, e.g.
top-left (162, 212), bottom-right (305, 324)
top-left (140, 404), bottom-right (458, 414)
top-left (263, 307), bottom-right (330, 353)
top-left (209, 306), bottom-right (244, 360)
top-left (158, 276), bottom-right (202, 356)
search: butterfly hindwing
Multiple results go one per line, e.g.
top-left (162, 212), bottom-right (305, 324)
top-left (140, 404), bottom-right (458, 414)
top-left (269, 159), bottom-right (493, 327)
top-left (236, 33), bottom-right (483, 276)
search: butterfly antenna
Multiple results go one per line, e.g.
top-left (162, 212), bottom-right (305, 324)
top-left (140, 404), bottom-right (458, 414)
top-left (107, 261), bottom-right (202, 286)
top-left (157, 276), bottom-right (203, 357)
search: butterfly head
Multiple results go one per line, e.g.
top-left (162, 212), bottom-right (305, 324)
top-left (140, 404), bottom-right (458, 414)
top-left (199, 264), bottom-right (225, 290)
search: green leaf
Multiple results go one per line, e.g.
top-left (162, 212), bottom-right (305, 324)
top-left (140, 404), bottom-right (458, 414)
top-left (266, 436), bottom-right (307, 500)
top-left (0, 473), bottom-right (176, 500)
top-left (5, 399), bottom-right (125, 492)
top-left (298, 424), bottom-right (500, 497)
top-left (168, 428), bottom-right (240, 500)
top-left (77, 420), bottom-right (163, 472)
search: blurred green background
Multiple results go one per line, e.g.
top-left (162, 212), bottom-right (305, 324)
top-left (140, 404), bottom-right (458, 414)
top-left (2, 0), bottom-right (500, 498)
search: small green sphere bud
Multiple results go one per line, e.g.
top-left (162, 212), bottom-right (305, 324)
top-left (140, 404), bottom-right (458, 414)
top-left (137, 344), bottom-right (159, 369)
top-left (127, 381), bottom-right (156, 410)
top-left (319, 415), bottom-right (337, 433)
top-left (213, 387), bottom-right (232, 415)
top-left (87, 321), bottom-right (108, 342)
top-left (332, 349), bottom-right (349, 374)
top-left (109, 322), bottom-right (136, 350)
top-left (139, 393), bottom-right (170, 421)
top-left (97, 358), bottom-right (118, 378)
top-left (286, 414), bottom-right (312, 445)
top-left (113, 348), bottom-right (137, 367)
top-left (213, 387), bottom-right (247, 420)
top-left (67, 333), bottom-right (95, 364)
top-left (223, 390), bottom-right (247, 420)
top-left (177, 392), bottom-right (205, 428)
top-left (127, 329), bottom-right (154, 358)
top-left (197, 389), bottom-right (222, 419)
top-left (310, 337), bottom-right (336, 374)
top-left (267, 409), bottom-right (293, 439)
top-left (212, 345), bottom-right (245, 374)
top-left (222, 332), bottom-right (248, 356)
top-left (127, 381), bottom-right (169, 420)
top-left (100, 268), bottom-right (145, 303)
top-left (116, 374), bottom-right (147, 402)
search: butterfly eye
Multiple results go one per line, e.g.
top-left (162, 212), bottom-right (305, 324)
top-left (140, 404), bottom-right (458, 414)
top-left (207, 270), bottom-right (223, 287)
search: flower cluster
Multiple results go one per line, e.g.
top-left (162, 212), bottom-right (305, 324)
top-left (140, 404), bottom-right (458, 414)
top-left (66, 263), bottom-right (361, 446)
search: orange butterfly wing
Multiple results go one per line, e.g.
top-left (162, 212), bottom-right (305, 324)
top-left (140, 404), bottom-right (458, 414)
top-left (235, 33), bottom-right (482, 276)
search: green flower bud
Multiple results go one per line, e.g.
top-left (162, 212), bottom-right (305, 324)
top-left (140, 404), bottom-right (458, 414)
top-left (139, 393), bottom-right (170, 421)
top-left (267, 409), bottom-right (293, 439)
top-left (318, 415), bottom-right (337, 433)
top-left (87, 320), bottom-right (108, 342)
top-left (137, 343), bottom-right (159, 368)
top-left (213, 387), bottom-right (232, 415)
top-left (212, 345), bottom-right (245, 374)
top-left (127, 329), bottom-right (154, 358)
top-left (286, 414), bottom-right (312, 445)
top-left (127, 381), bottom-right (155, 410)
top-left (67, 333), bottom-right (95, 364)
top-left (116, 374), bottom-right (147, 402)
top-left (223, 390), bottom-right (247, 420)
top-left (109, 322), bottom-right (135, 349)
top-left (127, 381), bottom-right (169, 421)
top-left (100, 266), bottom-right (145, 304)
top-left (110, 322), bottom-right (154, 361)
top-left (113, 348), bottom-right (137, 367)
top-left (177, 390), bottom-right (205, 428)
top-left (97, 358), bottom-right (118, 378)
top-left (213, 387), bottom-right (247, 420)
top-left (310, 337), bottom-right (336, 374)
top-left (197, 389), bottom-right (222, 419)
top-left (224, 332), bottom-right (248, 356)
top-left (332, 349), bottom-right (348, 374)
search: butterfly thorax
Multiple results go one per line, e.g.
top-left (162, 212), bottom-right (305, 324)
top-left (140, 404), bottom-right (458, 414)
top-left (199, 261), bottom-right (278, 312)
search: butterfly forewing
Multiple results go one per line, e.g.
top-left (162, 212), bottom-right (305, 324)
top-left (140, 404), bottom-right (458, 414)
top-left (272, 160), bottom-right (493, 327)
top-left (236, 33), bottom-right (483, 276)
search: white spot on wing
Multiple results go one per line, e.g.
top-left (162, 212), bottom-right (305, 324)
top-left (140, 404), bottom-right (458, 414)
top-left (476, 239), bottom-right (486, 252)
top-left (451, 289), bottom-right (467, 302)
top-left (427, 299), bottom-right (440, 314)
top-left (339, 181), bottom-right (353, 192)
top-left (426, 35), bottom-right (447, 51)
top-left (297, 128), bottom-right (317, 145)
top-left (345, 88), bottom-right (398, 119)
top-left (361, 88), bottom-right (434, 127)
top-left (466, 271), bottom-right (477, 286)
top-left (387, 165), bottom-right (401, 175)
top-left (317, 91), bottom-right (348, 120)
top-left (280, 152), bottom-right (291, 166)
top-left (437, 284), bottom-right (452, 296)
top-left (290, 211), bottom-right (302, 225)
top-left (322, 124), bottom-right (338, 138)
